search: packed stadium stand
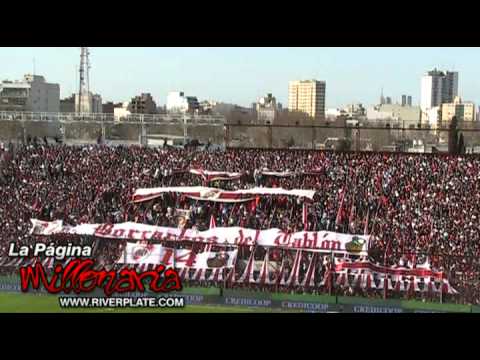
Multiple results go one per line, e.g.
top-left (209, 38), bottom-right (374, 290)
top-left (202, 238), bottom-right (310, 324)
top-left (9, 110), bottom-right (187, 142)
top-left (0, 142), bottom-right (479, 304)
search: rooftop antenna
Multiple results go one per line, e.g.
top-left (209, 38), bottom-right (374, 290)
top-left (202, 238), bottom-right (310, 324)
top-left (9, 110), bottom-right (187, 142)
top-left (77, 47), bottom-right (90, 113)
top-left (75, 64), bottom-right (78, 97)
top-left (86, 48), bottom-right (91, 94)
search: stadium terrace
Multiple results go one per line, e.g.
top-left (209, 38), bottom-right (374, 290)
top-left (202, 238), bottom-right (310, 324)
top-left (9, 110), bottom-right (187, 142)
top-left (0, 144), bottom-right (478, 304)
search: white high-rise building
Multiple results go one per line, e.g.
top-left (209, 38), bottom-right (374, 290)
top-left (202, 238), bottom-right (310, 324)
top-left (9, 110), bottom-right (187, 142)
top-left (255, 93), bottom-right (278, 124)
top-left (166, 91), bottom-right (199, 114)
top-left (421, 69), bottom-right (458, 113)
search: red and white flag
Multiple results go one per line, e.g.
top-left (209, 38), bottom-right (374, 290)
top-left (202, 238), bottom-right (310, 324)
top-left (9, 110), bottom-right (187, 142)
top-left (208, 268), bottom-right (223, 282)
top-left (193, 268), bottom-right (206, 282)
top-left (301, 253), bottom-right (317, 288)
top-left (179, 267), bottom-right (190, 281)
top-left (361, 273), bottom-right (376, 290)
top-left (41, 258), bottom-right (55, 269)
top-left (286, 250), bottom-right (302, 287)
top-left (302, 202), bottom-right (308, 231)
top-left (336, 272), bottom-right (348, 287)
top-left (276, 256), bottom-right (286, 286)
top-left (394, 277), bottom-right (406, 292)
top-left (335, 188), bottom-right (346, 226)
top-left (378, 276), bottom-right (393, 291)
top-left (209, 215), bottom-right (216, 229)
top-left (363, 209), bottom-right (370, 235)
top-left (258, 249), bottom-right (271, 285)
top-left (348, 203), bottom-right (356, 232)
top-left (237, 247), bottom-right (256, 283)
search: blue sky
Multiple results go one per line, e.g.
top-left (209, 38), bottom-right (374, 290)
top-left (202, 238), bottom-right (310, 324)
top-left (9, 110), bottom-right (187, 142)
top-left (1, 47), bottom-right (479, 108)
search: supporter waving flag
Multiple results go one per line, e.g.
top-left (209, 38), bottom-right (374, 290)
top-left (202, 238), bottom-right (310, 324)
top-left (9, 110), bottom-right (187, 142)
top-left (335, 187), bottom-right (346, 226)
top-left (302, 202), bottom-right (308, 231)
top-left (348, 202), bottom-right (356, 233)
top-left (363, 208), bottom-right (370, 235)
top-left (209, 214), bottom-right (216, 229)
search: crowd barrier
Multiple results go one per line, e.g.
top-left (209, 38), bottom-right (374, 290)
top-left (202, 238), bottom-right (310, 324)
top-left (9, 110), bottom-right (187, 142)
top-left (2, 275), bottom-right (475, 313)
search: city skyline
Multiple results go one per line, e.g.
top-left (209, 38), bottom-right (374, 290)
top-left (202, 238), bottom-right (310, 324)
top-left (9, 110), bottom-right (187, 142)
top-left (1, 47), bottom-right (480, 109)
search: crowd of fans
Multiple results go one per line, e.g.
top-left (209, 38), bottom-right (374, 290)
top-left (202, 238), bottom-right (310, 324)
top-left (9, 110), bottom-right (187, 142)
top-left (1, 142), bottom-right (479, 304)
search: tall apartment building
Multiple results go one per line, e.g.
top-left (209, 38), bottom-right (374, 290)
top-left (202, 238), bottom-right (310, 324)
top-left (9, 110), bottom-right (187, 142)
top-left (129, 93), bottom-right (157, 114)
top-left (421, 69), bottom-right (458, 112)
top-left (443, 71), bottom-right (459, 105)
top-left (288, 80), bottom-right (326, 119)
top-left (0, 74), bottom-right (60, 112)
top-left (401, 95), bottom-right (413, 107)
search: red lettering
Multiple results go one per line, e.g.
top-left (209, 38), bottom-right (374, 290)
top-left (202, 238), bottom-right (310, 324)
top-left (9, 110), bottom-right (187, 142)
top-left (206, 236), bottom-right (218, 244)
top-left (127, 229), bottom-right (141, 239)
top-left (112, 269), bottom-right (141, 296)
top-left (175, 250), bottom-right (195, 267)
top-left (112, 229), bottom-right (125, 238)
top-left (160, 248), bottom-right (174, 266)
top-left (292, 238), bottom-right (302, 248)
top-left (94, 224), bottom-right (114, 236)
top-left (193, 236), bottom-right (205, 243)
top-left (302, 232), bottom-right (317, 249)
top-left (274, 231), bottom-right (290, 247)
top-left (166, 232), bottom-right (178, 241)
top-left (20, 263), bottom-right (49, 291)
top-left (18, 259), bottom-right (181, 297)
top-left (320, 240), bottom-right (341, 250)
top-left (141, 231), bottom-right (152, 240)
top-left (151, 231), bottom-right (164, 241)
top-left (77, 270), bottom-right (99, 292)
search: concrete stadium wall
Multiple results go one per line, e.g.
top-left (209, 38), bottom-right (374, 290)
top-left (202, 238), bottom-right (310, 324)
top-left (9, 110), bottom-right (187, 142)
top-left (146, 124), bottom-right (224, 144)
top-left (0, 120), bottom-right (62, 141)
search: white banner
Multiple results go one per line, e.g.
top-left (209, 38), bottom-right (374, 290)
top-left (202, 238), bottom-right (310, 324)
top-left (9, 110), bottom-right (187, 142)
top-left (118, 242), bottom-right (171, 265)
top-left (333, 259), bottom-right (457, 294)
top-left (189, 249), bottom-right (237, 269)
top-left (261, 171), bottom-right (296, 177)
top-left (189, 169), bottom-right (243, 182)
top-left (132, 186), bottom-right (316, 203)
top-left (116, 242), bottom-right (237, 269)
top-left (29, 219), bottom-right (64, 235)
top-left (30, 219), bottom-right (370, 255)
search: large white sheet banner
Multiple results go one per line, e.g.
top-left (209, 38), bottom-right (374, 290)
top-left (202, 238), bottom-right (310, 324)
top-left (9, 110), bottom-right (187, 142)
top-left (189, 169), bottom-right (243, 182)
top-left (132, 186), bottom-right (316, 203)
top-left (31, 219), bottom-right (370, 255)
top-left (116, 242), bottom-right (237, 269)
top-left (118, 242), bottom-right (172, 265)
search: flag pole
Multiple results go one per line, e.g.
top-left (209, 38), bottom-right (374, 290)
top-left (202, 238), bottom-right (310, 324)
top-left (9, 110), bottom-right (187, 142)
top-left (383, 239), bottom-right (391, 300)
top-left (329, 250), bottom-right (334, 296)
top-left (440, 271), bottom-right (443, 304)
